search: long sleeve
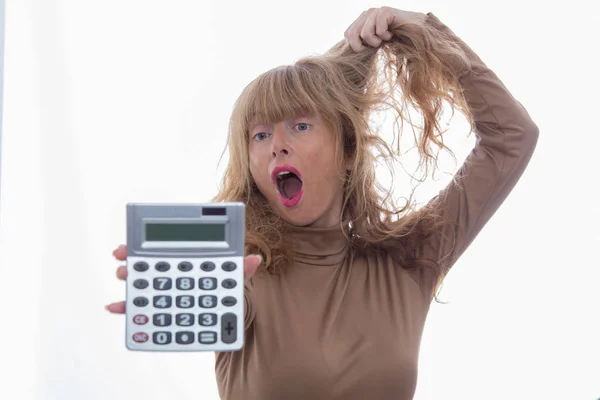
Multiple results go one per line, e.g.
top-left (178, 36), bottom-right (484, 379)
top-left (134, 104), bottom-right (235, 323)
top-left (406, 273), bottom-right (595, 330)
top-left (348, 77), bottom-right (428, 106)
top-left (417, 13), bottom-right (539, 275)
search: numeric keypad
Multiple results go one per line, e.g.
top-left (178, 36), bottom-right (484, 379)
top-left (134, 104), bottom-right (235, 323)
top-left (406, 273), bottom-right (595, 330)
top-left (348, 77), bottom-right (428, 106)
top-left (127, 257), bottom-right (242, 351)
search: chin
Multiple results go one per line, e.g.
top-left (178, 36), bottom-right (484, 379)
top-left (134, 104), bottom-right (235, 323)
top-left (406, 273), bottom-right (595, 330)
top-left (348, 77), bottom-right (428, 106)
top-left (279, 208), bottom-right (317, 227)
top-left (284, 217), bottom-right (318, 227)
top-left (283, 204), bottom-right (336, 228)
top-left (269, 199), bottom-right (319, 227)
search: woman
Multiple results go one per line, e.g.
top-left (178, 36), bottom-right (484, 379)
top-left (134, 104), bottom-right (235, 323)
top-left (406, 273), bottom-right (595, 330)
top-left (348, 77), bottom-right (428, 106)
top-left (107, 7), bottom-right (538, 400)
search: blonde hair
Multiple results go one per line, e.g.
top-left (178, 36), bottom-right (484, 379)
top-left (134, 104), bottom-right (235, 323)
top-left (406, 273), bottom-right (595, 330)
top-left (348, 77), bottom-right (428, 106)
top-left (213, 16), bottom-right (474, 300)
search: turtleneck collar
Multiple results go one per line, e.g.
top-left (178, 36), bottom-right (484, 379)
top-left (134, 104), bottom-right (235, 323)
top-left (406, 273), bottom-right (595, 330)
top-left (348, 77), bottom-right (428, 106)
top-left (282, 220), bottom-right (351, 266)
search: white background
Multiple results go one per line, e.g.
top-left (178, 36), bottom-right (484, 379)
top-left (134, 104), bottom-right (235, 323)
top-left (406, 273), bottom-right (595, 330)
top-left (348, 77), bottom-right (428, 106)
top-left (1, 0), bottom-right (599, 399)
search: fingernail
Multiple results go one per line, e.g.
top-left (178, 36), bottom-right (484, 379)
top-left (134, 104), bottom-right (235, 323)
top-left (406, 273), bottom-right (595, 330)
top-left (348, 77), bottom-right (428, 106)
top-left (255, 254), bottom-right (263, 264)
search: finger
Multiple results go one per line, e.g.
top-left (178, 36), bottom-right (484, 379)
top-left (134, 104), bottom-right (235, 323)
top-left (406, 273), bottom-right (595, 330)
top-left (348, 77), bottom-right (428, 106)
top-left (244, 254), bottom-right (262, 281)
top-left (345, 10), bottom-right (370, 52)
top-left (376, 11), bottom-right (394, 41)
top-left (343, 10), bottom-right (366, 42)
top-left (360, 12), bottom-right (383, 48)
top-left (116, 265), bottom-right (127, 280)
top-left (113, 245), bottom-right (127, 261)
top-left (105, 301), bottom-right (125, 314)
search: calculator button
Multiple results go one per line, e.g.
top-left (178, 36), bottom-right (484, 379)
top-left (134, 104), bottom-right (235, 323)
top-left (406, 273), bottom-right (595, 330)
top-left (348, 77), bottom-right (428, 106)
top-left (222, 261), bottom-right (237, 272)
top-left (176, 313), bottom-right (195, 326)
top-left (153, 277), bottom-right (172, 290)
top-left (221, 313), bottom-right (237, 344)
top-left (200, 261), bottom-right (216, 272)
top-left (153, 331), bottom-right (172, 345)
top-left (199, 313), bottom-right (217, 326)
top-left (133, 314), bottom-right (149, 325)
top-left (222, 296), bottom-right (237, 307)
top-left (198, 331), bottom-right (217, 344)
top-left (132, 332), bottom-right (149, 343)
top-left (176, 277), bottom-right (195, 290)
top-left (221, 279), bottom-right (237, 289)
top-left (199, 295), bottom-right (217, 308)
top-left (176, 295), bottom-right (194, 308)
top-left (133, 297), bottom-right (149, 307)
top-left (178, 261), bottom-right (193, 272)
top-left (133, 279), bottom-right (149, 289)
top-left (153, 313), bottom-right (172, 326)
top-left (199, 277), bottom-right (217, 290)
top-left (176, 331), bottom-right (195, 345)
top-left (153, 295), bottom-right (172, 308)
top-left (155, 262), bottom-right (171, 272)
top-left (133, 262), bottom-right (149, 272)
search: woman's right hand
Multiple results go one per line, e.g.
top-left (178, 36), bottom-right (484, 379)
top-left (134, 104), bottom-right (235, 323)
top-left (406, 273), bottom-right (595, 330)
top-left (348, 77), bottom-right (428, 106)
top-left (105, 244), bottom-right (262, 314)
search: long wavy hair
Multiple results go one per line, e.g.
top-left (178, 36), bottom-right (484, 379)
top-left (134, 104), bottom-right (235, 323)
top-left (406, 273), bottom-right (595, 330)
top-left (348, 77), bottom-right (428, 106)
top-left (212, 15), bottom-right (474, 301)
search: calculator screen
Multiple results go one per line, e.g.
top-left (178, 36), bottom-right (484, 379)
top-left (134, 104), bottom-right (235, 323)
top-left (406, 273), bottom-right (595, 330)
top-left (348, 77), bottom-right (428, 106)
top-left (145, 223), bottom-right (226, 242)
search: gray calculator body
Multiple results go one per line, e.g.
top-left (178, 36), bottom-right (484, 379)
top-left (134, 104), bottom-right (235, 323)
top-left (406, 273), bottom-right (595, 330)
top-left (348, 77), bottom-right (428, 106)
top-left (125, 202), bottom-right (245, 352)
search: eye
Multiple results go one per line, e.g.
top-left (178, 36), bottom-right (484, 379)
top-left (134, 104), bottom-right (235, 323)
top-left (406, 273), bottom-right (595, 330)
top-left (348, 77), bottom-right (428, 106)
top-left (253, 132), bottom-right (270, 141)
top-left (295, 123), bottom-right (310, 132)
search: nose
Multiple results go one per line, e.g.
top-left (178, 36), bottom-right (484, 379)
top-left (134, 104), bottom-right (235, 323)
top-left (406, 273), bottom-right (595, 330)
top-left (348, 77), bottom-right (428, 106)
top-left (271, 124), bottom-right (290, 158)
top-left (272, 148), bottom-right (289, 157)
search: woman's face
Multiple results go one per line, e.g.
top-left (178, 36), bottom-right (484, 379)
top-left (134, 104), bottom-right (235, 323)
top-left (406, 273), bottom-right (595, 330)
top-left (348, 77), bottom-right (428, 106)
top-left (248, 115), bottom-right (346, 228)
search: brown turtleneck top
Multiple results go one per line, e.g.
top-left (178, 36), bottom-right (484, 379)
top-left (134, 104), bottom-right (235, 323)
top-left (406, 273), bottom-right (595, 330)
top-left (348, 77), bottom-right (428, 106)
top-left (214, 12), bottom-right (539, 400)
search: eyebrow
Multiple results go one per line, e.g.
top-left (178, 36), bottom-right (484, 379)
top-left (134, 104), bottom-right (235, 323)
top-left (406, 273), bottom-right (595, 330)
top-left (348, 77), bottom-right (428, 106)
top-left (249, 122), bottom-right (268, 132)
top-left (249, 116), bottom-right (317, 131)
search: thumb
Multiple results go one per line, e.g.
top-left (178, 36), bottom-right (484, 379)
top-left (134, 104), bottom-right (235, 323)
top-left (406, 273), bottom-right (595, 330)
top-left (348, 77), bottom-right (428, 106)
top-left (244, 254), bottom-right (262, 281)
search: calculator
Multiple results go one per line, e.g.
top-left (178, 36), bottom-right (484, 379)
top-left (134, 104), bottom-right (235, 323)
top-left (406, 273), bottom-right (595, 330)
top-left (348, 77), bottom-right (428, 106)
top-left (125, 202), bottom-right (245, 352)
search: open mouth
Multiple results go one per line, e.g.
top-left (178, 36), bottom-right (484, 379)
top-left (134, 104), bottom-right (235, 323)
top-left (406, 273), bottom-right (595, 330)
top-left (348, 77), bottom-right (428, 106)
top-left (272, 166), bottom-right (303, 207)
top-left (276, 171), bottom-right (303, 199)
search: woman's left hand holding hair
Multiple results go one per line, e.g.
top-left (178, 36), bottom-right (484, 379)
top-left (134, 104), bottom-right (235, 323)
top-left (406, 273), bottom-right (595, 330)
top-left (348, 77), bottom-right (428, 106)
top-left (344, 7), bottom-right (427, 52)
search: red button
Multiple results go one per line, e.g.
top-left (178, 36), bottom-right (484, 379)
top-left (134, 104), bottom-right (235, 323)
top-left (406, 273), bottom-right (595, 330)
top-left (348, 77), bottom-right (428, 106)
top-left (133, 332), bottom-right (148, 343)
top-left (133, 315), bottom-right (149, 325)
